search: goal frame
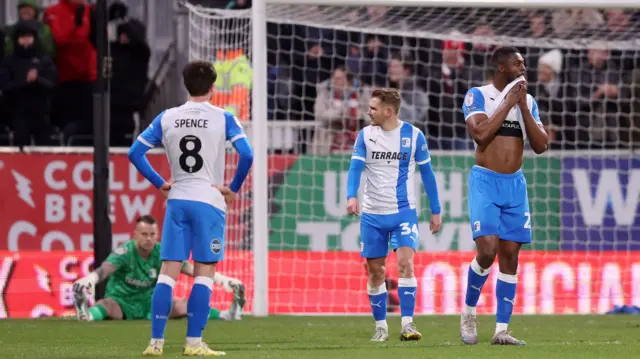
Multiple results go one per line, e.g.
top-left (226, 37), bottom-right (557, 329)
top-left (250, 0), bottom-right (640, 317)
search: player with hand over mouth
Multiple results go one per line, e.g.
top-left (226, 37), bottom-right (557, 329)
top-left (461, 47), bottom-right (548, 346)
top-left (346, 88), bottom-right (442, 342)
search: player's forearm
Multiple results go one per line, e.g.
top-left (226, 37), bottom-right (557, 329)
top-left (127, 141), bottom-right (165, 188)
top-left (519, 103), bottom-right (549, 154)
top-left (470, 104), bottom-right (512, 146)
top-left (230, 137), bottom-right (254, 193)
top-left (346, 159), bottom-right (364, 199)
top-left (419, 162), bottom-right (441, 215)
top-left (94, 262), bottom-right (117, 283)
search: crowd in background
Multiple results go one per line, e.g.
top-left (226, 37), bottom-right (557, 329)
top-left (259, 7), bottom-right (640, 152)
top-left (0, 0), bottom-right (150, 147)
top-left (1, 0), bottom-right (640, 152)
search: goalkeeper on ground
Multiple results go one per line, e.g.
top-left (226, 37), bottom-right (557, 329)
top-left (72, 215), bottom-right (245, 322)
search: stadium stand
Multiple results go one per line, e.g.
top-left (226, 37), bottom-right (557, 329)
top-left (2, 2), bottom-right (638, 151)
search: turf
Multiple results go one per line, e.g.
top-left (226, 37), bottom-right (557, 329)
top-left (0, 315), bottom-right (639, 358)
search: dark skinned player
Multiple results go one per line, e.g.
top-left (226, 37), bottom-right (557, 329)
top-left (460, 47), bottom-right (549, 346)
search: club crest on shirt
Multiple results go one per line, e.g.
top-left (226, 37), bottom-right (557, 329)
top-left (114, 246), bottom-right (127, 255)
top-left (465, 92), bottom-right (474, 106)
top-left (402, 137), bottom-right (411, 148)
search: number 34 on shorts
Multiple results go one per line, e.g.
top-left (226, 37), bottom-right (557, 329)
top-left (359, 209), bottom-right (420, 258)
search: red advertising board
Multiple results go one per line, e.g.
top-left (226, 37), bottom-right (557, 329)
top-left (1, 251), bottom-right (639, 318)
top-left (0, 153), bottom-right (297, 251)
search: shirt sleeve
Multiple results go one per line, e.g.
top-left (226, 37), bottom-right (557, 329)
top-left (105, 245), bottom-right (129, 270)
top-left (351, 130), bottom-right (366, 162)
top-left (137, 110), bottom-right (165, 147)
top-left (462, 87), bottom-right (486, 121)
top-left (530, 96), bottom-right (541, 124)
top-left (415, 130), bottom-right (430, 166)
top-left (224, 111), bottom-right (247, 143)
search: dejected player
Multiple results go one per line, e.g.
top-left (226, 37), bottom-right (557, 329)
top-left (72, 215), bottom-right (246, 322)
top-left (128, 60), bottom-right (253, 356)
top-left (346, 88), bottom-right (442, 342)
top-left (461, 46), bottom-right (548, 346)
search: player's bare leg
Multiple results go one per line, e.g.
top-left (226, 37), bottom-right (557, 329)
top-left (396, 247), bottom-right (421, 342)
top-left (366, 257), bottom-right (389, 342)
top-left (182, 262), bottom-right (226, 356)
top-left (461, 235), bottom-right (499, 345)
top-left (144, 260), bottom-right (182, 356)
top-left (491, 240), bottom-right (526, 346)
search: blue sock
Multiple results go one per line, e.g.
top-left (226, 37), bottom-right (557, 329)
top-left (186, 276), bottom-right (214, 339)
top-left (367, 282), bottom-right (387, 327)
top-left (398, 277), bottom-right (417, 327)
top-left (463, 258), bottom-right (491, 314)
top-left (496, 272), bottom-right (518, 331)
top-left (151, 275), bottom-right (175, 339)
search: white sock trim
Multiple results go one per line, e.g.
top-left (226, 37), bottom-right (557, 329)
top-left (470, 258), bottom-right (490, 276)
top-left (194, 276), bottom-right (214, 290)
top-left (367, 282), bottom-right (387, 295)
top-left (401, 316), bottom-right (413, 327)
top-left (157, 274), bottom-right (176, 287)
top-left (497, 272), bottom-right (518, 284)
top-left (375, 320), bottom-right (388, 329)
top-left (185, 337), bottom-right (202, 345)
top-left (398, 277), bottom-right (417, 287)
top-left (496, 322), bottom-right (508, 334)
top-left (463, 304), bottom-right (477, 315)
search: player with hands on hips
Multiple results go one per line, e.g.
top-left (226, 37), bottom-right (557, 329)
top-left (346, 88), bottom-right (441, 342)
top-left (461, 47), bottom-right (548, 347)
top-left (128, 61), bottom-right (253, 356)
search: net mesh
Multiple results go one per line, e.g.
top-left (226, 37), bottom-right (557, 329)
top-left (185, 3), bottom-right (640, 315)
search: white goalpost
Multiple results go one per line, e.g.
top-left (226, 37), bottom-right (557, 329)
top-left (184, 0), bottom-right (640, 318)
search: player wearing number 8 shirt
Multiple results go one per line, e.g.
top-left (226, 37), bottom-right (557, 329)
top-left (346, 88), bottom-right (442, 343)
top-left (128, 61), bottom-right (253, 356)
top-left (460, 47), bottom-right (548, 347)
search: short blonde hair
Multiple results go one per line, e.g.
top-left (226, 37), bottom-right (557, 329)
top-left (371, 88), bottom-right (401, 114)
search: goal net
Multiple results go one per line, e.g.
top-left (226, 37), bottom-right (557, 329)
top-left (185, 2), bottom-right (640, 315)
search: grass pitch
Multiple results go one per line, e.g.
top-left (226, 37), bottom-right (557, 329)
top-left (0, 315), bottom-right (639, 358)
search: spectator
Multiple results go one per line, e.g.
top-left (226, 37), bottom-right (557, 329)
top-left (312, 67), bottom-right (369, 154)
top-left (45, 0), bottom-right (96, 145)
top-left (0, 21), bottom-right (57, 148)
top-left (522, 11), bottom-right (551, 83)
top-left (387, 54), bottom-right (427, 128)
top-left (531, 49), bottom-right (569, 148)
top-left (346, 34), bottom-right (387, 87)
top-left (466, 20), bottom-right (496, 88)
top-left (551, 9), bottom-right (604, 39)
top-left (110, 18), bottom-right (150, 147)
top-left (107, 1), bottom-right (129, 42)
top-left (567, 44), bottom-right (622, 148)
top-left (4, 0), bottom-right (55, 59)
top-left (428, 38), bottom-right (481, 150)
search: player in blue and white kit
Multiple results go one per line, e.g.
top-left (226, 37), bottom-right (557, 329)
top-left (128, 61), bottom-right (253, 356)
top-left (346, 88), bottom-right (442, 342)
top-left (460, 47), bottom-right (548, 346)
